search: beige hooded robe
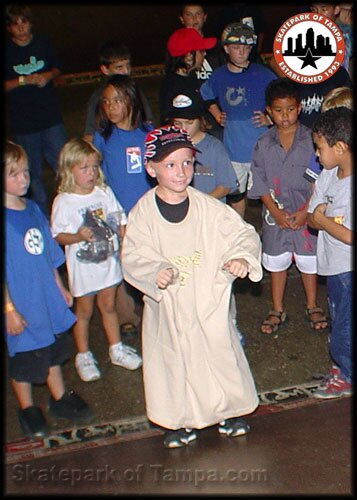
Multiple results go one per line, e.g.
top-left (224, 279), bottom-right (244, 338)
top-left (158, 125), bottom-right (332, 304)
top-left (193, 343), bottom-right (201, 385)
top-left (122, 187), bottom-right (263, 429)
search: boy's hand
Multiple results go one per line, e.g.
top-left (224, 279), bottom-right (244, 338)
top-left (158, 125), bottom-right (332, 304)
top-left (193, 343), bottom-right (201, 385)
top-left (77, 226), bottom-right (94, 242)
top-left (288, 210), bottom-right (307, 230)
top-left (33, 74), bottom-right (48, 87)
top-left (156, 268), bottom-right (178, 289)
top-left (218, 111), bottom-right (227, 126)
top-left (252, 110), bottom-right (272, 128)
top-left (26, 74), bottom-right (47, 87)
top-left (222, 258), bottom-right (249, 279)
top-left (6, 310), bottom-right (27, 335)
top-left (274, 209), bottom-right (295, 229)
top-left (310, 203), bottom-right (327, 225)
top-left (61, 288), bottom-right (74, 308)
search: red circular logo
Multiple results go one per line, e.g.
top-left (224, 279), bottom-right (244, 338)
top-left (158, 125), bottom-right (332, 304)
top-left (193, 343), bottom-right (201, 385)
top-left (273, 12), bottom-right (345, 84)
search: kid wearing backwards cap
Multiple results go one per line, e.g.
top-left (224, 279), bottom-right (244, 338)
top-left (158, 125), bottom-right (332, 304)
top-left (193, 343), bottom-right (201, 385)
top-left (200, 22), bottom-right (276, 218)
top-left (168, 89), bottom-right (237, 201)
top-left (121, 125), bottom-right (262, 449)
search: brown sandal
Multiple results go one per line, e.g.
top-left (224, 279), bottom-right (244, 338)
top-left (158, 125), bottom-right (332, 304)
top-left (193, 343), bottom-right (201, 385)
top-left (120, 322), bottom-right (138, 336)
top-left (261, 310), bottom-right (287, 335)
top-left (305, 307), bottom-right (329, 332)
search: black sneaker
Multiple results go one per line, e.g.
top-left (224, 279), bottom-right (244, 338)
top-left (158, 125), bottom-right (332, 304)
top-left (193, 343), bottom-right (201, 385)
top-left (218, 417), bottom-right (250, 437)
top-left (18, 406), bottom-right (49, 438)
top-left (48, 390), bottom-right (94, 424)
top-left (163, 428), bottom-right (197, 448)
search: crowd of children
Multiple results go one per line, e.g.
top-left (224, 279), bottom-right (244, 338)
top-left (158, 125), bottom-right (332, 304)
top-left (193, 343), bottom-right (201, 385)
top-left (4, 3), bottom-right (353, 446)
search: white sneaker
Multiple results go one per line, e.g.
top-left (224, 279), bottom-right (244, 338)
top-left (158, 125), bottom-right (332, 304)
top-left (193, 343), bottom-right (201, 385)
top-left (109, 342), bottom-right (142, 370)
top-left (75, 351), bottom-right (101, 382)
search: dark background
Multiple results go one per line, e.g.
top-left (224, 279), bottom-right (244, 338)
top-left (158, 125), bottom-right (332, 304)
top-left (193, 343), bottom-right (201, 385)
top-left (26, 3), bottom-right (306, 74)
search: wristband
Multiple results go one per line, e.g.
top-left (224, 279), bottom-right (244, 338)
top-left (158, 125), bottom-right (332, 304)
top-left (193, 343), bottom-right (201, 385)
top-left (4, 302), bottom-right (15, 313)
top-left (334, 216), bottom-right (344, 225)
top-left (18, 75), bottom-right (26, 86)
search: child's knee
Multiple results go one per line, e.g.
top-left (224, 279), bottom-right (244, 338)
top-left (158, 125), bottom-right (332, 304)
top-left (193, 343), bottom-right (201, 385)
top-left (74, 304), bottom-right (94, 322)
top-left (97, 296), bottom-right (116, 315)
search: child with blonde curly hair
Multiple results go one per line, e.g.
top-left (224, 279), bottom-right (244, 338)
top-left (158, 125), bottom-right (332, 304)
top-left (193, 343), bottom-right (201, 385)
top-left (51, 138), bottom-right (142, 383)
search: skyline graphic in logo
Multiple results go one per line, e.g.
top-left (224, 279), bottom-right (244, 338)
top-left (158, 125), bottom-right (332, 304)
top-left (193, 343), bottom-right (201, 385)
top-left (274, 12), bottom-right (345, 84)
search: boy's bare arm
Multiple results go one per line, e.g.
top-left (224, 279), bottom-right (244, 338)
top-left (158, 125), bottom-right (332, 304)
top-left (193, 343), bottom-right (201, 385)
top-left (207, 103), bottom-right (227, 126)
top-left (4, 67), bottom-right (61, 91)
top-left (209, 185), bottom-right (230, 199)
top-left (55, 226), bottom-right (94, 246)
top-left (54, 269), bottom-right (73, 307)
top-left (308, 203), bottom-right (353, 245)
top-left (4, 284), bottom-right (27, 335)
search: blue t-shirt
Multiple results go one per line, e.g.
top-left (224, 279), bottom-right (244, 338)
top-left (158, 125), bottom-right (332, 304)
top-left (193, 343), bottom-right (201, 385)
top-left (193, 133), bottom-right (238, 199)
top-left (5, 34), bottom-right (63, 134)
top-left (5, 200), bottom-right (76, 356)
top-left (200, 63), bottom-right (276, 162)
top-left (93, 127), bottom-right (153, 213)
top-left (304, 152), bottom-right (323, 183)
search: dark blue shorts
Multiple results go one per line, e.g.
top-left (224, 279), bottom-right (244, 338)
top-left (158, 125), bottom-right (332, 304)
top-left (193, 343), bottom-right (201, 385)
top-left (8, 332), bottom-right (70, 384)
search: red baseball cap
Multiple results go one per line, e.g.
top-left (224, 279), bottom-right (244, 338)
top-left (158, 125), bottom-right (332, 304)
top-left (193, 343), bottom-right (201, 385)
top-left (167, 27), bottom-right (216, 57)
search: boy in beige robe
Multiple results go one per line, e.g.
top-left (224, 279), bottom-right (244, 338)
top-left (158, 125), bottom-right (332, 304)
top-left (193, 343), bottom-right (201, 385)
top-left (121, 125), bottom-right (263, 448)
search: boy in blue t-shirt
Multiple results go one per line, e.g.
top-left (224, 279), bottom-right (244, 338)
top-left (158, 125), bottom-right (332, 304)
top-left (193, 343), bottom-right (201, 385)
top-left (4, 141), bottom-right (93, 439)
top-left (200, 21), bottom-right (276, 217)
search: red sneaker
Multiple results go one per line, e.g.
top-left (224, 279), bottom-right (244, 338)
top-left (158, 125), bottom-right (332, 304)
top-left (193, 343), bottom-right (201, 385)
top-left (313, 375), bottom-right (352, 399)
top-left (329, 365), bottom-right (341, 377)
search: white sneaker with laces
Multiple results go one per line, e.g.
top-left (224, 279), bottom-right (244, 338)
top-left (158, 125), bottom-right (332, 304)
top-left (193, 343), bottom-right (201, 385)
top-left (75, 351), bottom-right (101, 382)
top-left (109, 342), bottom-right (142, 370)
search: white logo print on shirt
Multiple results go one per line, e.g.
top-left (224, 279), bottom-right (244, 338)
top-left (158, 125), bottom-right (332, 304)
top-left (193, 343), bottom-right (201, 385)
top-left (196, 58), bottom-right (214, 80)
top-left (226, 86), bottom-right (247, 106)
top-left (24, 228), bottom-right (44, 255)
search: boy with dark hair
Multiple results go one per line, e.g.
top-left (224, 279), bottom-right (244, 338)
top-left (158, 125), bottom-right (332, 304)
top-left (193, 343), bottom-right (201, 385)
top-left (307, 107), bottom-right (353, 398)
top-left (248, 77), bottom-right (328, 335)
top-left (99, 40), bottom-right (132, 72)
top-left (83, 40), bottom-right (153, 143)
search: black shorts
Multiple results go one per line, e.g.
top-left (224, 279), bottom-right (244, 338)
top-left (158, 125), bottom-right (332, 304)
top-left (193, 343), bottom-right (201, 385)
top-left (8, 332), bottom-right (70, 384)
top-left (226, 190), bottom-right (246, 204)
